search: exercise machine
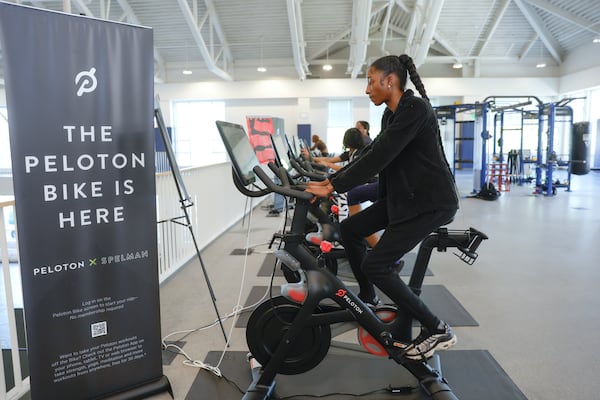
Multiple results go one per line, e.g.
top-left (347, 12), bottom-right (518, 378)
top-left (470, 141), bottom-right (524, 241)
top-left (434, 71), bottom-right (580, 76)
top-left (434, 103), bottom-right (491, 194)
top-left (215, 120), bottom-right (488, 400)
top-left (269, 132), bottom-right (346, 275)
top-left (485, 96), bottom-right (543, 189)
top-left (536, 102), bottom-right (575, 194)
top-left (484, 95), bottom-right (576, 195)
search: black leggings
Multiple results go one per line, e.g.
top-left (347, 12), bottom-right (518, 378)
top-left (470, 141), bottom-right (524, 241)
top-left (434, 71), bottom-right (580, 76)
top-left (339, 200), bottom-right (456, 331)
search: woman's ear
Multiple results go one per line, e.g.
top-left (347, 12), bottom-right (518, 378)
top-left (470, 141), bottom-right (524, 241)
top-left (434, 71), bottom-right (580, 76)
top-left (388, 75), bottom-right (398, 88)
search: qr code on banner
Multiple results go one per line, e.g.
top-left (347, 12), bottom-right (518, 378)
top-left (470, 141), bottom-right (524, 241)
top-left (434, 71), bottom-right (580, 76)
top-left (91, 321), bottom-right (107, 338)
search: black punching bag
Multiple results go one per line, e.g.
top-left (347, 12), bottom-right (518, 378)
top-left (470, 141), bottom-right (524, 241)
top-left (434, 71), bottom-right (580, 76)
top-left (571, 122), bottom-right (590, 175)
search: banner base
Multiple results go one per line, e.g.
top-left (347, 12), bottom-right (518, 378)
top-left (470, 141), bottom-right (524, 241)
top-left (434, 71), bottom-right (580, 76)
top-left (101, 376), bottom-right (173, 400)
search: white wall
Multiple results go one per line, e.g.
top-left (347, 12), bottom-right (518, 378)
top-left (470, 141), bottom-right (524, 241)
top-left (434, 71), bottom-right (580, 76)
top-left (560, 65), bottom-right (600, 94)
top-left (154, 75), bottom-right (562, 146)
top-left (155, 76), bottom-right (561, 106)
top-left (158, 163), bottom-right (256, 253)
top-left (560, 42), bottom-right (600, 93)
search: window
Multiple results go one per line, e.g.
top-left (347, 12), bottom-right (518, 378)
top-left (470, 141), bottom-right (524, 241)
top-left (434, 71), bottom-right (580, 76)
top-left (560, 89), bottom-right (600, 167)
top-left (171, 100), bottom-right (226, 168)
top-left (369, 101), bottom-right (386, 138)
top-left (326, 99), bottom-right (353, 155)
top-left (589, 88), bottom-right (600, 167)
top-left (565, 93), bottom-right (586, 123)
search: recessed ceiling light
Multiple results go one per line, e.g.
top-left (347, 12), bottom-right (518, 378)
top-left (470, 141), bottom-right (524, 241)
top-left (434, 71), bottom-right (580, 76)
top-left (257, 66), bottom-right (267, 72)
top-left (182, 69), bottom-right (193, 75)
top-left (452, 62), bottom-right (463, 69)
top-left (536, 62), bottom-right (546, 68)
top-left (322, 64), bottom-right (333, 71)
top-left (593, 37), bottom-right (600, 43)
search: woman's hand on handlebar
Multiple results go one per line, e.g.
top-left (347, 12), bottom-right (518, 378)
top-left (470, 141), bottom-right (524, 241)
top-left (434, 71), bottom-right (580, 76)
top-left (300, 148), bottom-right (311, 160)
top-left (305, 178), bottom-right (334, 202)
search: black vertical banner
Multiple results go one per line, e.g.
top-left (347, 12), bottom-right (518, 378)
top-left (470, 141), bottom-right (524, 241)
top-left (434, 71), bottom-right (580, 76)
top-left (0, 4), bottom-right (169, 399)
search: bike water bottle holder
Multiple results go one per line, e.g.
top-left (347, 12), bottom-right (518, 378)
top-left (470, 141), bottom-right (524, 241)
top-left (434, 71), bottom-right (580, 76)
top-left (281, 280), bottom-right (308, 304)
top-left (274, 249), bottom-right (309, 303)
top-left (274, 249), bottom-right (301, 271)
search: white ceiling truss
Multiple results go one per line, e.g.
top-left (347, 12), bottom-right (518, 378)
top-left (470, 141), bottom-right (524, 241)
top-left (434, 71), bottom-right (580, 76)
top-left (0, 0), bottom-right (599, 83)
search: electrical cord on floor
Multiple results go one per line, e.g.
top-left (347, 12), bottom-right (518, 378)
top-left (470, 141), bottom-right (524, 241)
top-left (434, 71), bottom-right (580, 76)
top-left (160, 197), bottom-right (275, 378)
top-left (214, 372), bottom-right (246, 395)
top-left (161, 282), bottom-right (270, 374)
top-left (271, 386), bottom-right (394, 399)
top-left (193, 369), bottom-right (396, 400)
top-left (165, 198), bottom-right (405, 399)
top-left (161, 279), bottom-right (270, 346)
top-left (160, 278), bottom-right (272, 358)
top-left (242, 240), bottom-right (275, 253)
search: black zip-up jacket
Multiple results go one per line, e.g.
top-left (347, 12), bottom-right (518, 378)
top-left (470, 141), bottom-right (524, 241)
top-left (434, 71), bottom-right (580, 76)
top-left (329, 90), bottom-right (459, 223)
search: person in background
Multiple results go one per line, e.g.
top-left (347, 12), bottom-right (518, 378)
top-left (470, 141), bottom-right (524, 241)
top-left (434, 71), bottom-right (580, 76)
top-left (349, 120), bottom-right (378, 245)
top-left (267, 186), bottom-right (285, 217)
top-left (356, 120), bottom-right (372, 145)
top-left (310, 134), bottom-right (328, 156)
top-left (309, 128), bottom-right (363, 171)
top-left (305, 54), bottom-right (459, 361)
top-left (301, 128), bottom-right (380, 248)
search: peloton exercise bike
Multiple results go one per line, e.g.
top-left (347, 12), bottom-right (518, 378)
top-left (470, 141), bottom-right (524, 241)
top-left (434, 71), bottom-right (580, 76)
top-left (216, 121), bottom-right (488, 400)
top-left (268, 130), bottom-right (346, 274)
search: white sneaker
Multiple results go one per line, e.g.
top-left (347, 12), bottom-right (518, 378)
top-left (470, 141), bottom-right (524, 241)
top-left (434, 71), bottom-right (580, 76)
top-left (402, 323), bottom-right (457, 360)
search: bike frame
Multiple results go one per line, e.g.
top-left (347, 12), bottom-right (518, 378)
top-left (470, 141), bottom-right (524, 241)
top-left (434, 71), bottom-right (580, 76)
top-left (242, 165), bottom-right (487, 400)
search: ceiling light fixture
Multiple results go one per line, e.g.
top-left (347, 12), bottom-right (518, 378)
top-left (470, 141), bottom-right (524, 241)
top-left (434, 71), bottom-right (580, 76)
top-left (452, 62), bottom-right (463, 69)
top-left (323, 45), bottom-right (332, 71)
top-left (257, 36), bottom-right (267, 72)
top-left (593, 37), bottom-right (600, 44)
top-left (536, 40), bottom-right (546, 68)
top-left (182, 45), bottom-right (192, 75)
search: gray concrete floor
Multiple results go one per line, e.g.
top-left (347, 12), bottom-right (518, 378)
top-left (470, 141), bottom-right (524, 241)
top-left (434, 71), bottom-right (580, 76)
top-left (155, 170), bottom-right (600, 400)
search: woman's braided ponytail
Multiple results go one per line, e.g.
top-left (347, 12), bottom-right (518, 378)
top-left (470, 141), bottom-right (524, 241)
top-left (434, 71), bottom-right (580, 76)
top-left (398, 55), bottom-right (428, 100)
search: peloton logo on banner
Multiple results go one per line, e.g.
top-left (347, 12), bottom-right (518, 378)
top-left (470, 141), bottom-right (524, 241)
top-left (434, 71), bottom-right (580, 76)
top-left (335, 289), bottom-right (363, 315)
top-left (31, 248), bottom-right (150, 278)
top-left (75, 67), bottom-right (98, 96)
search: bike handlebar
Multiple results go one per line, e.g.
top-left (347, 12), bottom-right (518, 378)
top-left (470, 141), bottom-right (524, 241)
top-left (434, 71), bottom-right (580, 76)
top-left (289, 158), bottom-right (328, 181)
top-left (253, 164), bottom-right (314, 201)
top-left (231, 168), bottom-right (271, 198)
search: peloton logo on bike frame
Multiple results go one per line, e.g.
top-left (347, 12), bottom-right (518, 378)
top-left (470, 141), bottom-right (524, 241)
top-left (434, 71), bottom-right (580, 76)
top-left (335, 289), bottom-right (363, 315)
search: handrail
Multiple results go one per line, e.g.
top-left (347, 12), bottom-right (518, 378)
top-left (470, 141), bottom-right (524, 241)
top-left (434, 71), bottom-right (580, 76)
top-left (0, 198), bottom-right (29, 399)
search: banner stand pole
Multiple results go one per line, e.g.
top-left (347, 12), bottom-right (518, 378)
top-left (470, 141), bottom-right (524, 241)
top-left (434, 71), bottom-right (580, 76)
top-left (153, 97), bottom-right (229, 344)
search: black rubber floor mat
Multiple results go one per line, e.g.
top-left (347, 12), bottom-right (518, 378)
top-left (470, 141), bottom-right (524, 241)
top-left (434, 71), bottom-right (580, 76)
top-left (185, 349), bottom-right (527, 400)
